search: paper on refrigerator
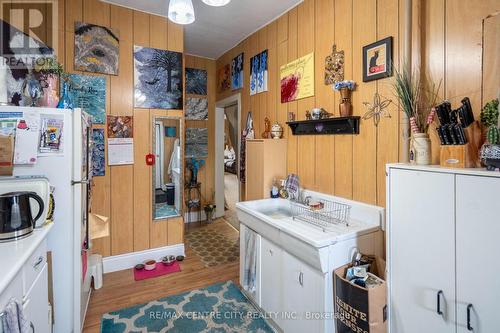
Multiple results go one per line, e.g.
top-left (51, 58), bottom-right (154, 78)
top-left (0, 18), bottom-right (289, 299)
top-left (13, 110), bottom-right (40, 164)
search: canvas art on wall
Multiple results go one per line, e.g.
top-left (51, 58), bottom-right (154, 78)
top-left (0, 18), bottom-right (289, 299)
top-left (74, 22), bottom-right (119, 75)
top-left (186, 128), bottom-right (208, 158)
top-left (92, 128), bottom-right (105, 176)
top-left (134, 46), bottom-right (183, 109)
top-left (231, 53), bottom-right (244, 90)
top-left (186, 68), bottom-right (207, 95)
top-left (107, 115), bottom-right (133, 138)
top-left (362, 37), bottom-right (393, 82)
top-left (280, 52), bottom-right (315, 103)
top-left (250, 50), bottom-right (268, 95)
top-left (217, 64), bottom-right (230, 93)
top-left (186, 97), bottom-right (208, 120)
top-left (63, 74), bottom-right (106, 124)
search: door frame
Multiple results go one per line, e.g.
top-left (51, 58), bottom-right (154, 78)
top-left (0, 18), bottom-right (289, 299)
top-left (215, 93), bottom-right (241, 218)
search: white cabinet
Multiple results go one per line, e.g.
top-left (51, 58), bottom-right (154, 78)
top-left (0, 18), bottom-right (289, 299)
top-left (260, 237), bottom-right (282, 316)
top-left (23, 264), bottom-right (50, 333)
top-left (456, 175), bottom-right (500, 333)
top-left (387, 165), bottom-right (500, 333)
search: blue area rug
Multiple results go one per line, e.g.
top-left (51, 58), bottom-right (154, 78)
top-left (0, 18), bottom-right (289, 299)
top-left (154, 203), bottom-right (178, 219)
top-left (101, 281), bottom-right (275, 333)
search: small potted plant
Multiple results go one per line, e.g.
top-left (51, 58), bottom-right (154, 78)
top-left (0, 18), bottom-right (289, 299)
top-left (480, 99), bottom-right (500, 171)
top-left (34, 57), bottom-right (64, 107)
top-left (333, 80), bottom-right (356, 116)
top-left (203, 203), bottom-right (216, 224)
top-left (186, 157), bottom-right (205, 186)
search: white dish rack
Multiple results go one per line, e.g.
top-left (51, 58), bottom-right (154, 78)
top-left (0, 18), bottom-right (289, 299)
top-left (290, 198), bottom-right (351, 232)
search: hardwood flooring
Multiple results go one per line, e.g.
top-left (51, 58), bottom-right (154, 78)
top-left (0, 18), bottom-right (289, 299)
top-left (83, 219), bottom-right (240, 332)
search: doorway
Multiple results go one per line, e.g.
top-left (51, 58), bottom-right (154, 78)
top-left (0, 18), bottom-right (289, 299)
top-left (215, 94), bottom-right (241, 230)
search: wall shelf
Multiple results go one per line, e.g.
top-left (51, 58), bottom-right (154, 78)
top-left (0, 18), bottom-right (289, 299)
top-left (286, 116), bottom-right (360, 135)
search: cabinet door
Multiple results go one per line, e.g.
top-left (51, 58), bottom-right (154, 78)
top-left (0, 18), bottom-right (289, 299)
top-left (388, 169), bottom-right (455, 333)
top-left (456, 175), bottom-right (500, 333)
top-left (260, 237), bottom-right (282, 317)
top-left (23, 264), bottom-right (50, 333)
top-left (282, 251), bottom-right (324, 333)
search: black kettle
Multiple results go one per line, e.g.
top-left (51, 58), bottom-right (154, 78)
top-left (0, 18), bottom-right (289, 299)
top-left (0, 191), bottom-right (44, 242)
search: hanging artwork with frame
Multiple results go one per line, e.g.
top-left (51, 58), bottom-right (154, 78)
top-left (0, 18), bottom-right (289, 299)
top-left (231, 53), bottom-right (244, 90)
top-left (362, 37), bottom-right (393, 82)
top-left (186, 68), bottom-right (207, 95)
top-left (250, 50), bottom-right (268, 95)
top-left (217, 64), bottom-right (230, 93)
top-left (280, 52), bottom-right (315, 103)
top-left (63, 74), bottom-right (106, 124)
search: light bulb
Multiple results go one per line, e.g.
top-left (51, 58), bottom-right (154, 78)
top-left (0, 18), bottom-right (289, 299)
top-left (201, 0), bottom-right (231, 7)
top-left (168, 0), bottom-right (195, 25)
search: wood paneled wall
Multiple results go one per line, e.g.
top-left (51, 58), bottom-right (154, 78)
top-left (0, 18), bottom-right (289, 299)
top-left (217, 0), bottom-right (402, 207)
top-left (184, 55), bottom-right (216, 206)
top-left (57, 0), bottom-right (184, 256)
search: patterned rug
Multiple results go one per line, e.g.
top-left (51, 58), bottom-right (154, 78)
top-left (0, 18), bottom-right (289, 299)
top-left (185, 229), bottom-right (239, 267)
top-left (101, 281), bottom-right (274, 333)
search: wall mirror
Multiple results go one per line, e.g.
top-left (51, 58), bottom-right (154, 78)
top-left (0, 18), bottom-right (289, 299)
top-left (152, 116), bottom-right (183, 220)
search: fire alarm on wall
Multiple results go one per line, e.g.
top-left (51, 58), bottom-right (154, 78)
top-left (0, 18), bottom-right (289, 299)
top-left (145, 154), bottom-right (155, 165)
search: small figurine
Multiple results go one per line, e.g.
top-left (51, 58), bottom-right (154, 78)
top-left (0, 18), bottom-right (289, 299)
top-left (320, 109), bottom-right (333, 119)
top-left (271, 123), bottom-right (283, 139)
top-left (305, 110), bottom-right (312, 120)
top-left (262, 117), bottom-right (271, 138)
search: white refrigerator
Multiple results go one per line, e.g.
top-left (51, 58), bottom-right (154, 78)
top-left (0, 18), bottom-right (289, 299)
top-left (1, 106), bottom-right (92, 333)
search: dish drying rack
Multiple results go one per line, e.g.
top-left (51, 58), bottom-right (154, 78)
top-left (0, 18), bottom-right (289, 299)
top-left (290, 199), bottom-right (351, 232)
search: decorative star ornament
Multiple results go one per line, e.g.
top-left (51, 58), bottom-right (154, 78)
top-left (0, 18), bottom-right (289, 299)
top-left (362, 93), bottom-right (392, 126)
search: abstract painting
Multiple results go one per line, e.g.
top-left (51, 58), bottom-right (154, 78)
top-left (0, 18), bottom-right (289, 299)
top-left (74, 22), bottom-right (119, 75)
top-left (185, 68), bottom-right (207, 95)
top-left (134, 46), bottom-right (183, 109)
top-left (250, 50), bottom-right (268, 95)
top-left (217, 64), bottom-right (230, 93)
top-left (280, 52), bottom-right (315, 103)
top-left (63, 74), bottom-right (106, 124)
top-left (231, 53), bottom-right (244, 90)
top-left (107, 115), bottom-right (133, 138)
top-left (186, 128), bottom-right (208, 158)
top-left (186, 97), bottom-right (208, 120)
top-left (92, 128), bottom-right (105, 176)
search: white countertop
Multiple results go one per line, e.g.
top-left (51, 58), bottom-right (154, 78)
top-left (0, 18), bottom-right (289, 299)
top-left (0, 223), bottom-right (53, 294)
top-left (386, 163), bottom-right (500, 178)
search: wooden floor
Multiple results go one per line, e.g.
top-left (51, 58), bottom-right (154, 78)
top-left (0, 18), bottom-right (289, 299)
top-left (83, 219), bottom-right (240, 332)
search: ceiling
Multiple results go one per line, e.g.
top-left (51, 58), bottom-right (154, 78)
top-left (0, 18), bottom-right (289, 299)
top-left (102, 0), bottom-right (303, 59)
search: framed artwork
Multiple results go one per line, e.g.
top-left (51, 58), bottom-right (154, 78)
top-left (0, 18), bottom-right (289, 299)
top-left (362, 37), bottom-right (393, 82)
top-left (250, 50), bottom-right (268, 95)
top-left (186, 68), bottom-right (207, 95)
top-left (74, 22), bottom-right (119, 75)
top-left (63, 74), bottom-right (106, 124)
top-left (280, 52), bottom-right (315, 103)
top-left (107, 115), bottom-right (133, 138)
top-left (217, 64), bottom-right (230, 93)
top-left (186, 128), bottom-right (208, 158)
top-left (134, 46), bottom-right (183, 109)
top-left (92, 128), bottom-right (105, 176)
top-left (231, 53), bottom-right (244, 90)
top-left (186, 97), bottom-right (208, 120)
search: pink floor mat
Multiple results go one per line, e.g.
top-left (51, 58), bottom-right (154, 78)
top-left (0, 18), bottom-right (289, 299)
top-left (133, 261), bottom-right (181, 281)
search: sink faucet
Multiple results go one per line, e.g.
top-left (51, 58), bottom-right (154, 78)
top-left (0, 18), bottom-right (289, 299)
top-left (289, 187), bottom-right (311, 205)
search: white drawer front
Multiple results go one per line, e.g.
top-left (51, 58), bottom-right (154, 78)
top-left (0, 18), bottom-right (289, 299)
top-left (22, 240), bottom-right (47, 295)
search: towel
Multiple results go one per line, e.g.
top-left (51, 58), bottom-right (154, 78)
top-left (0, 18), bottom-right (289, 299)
top-left (242, 227), bottom-right (258, 297)
top-left (285, 174), bottom-right (300, 200)
top-left (1, 299), bottom-right (30, 333)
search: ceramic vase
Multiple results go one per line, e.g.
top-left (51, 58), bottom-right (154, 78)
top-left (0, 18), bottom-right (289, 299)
top-left (339, 87), bottom-right (352, 117)
top-left (39, 74), bottom-right (59, 107)
top-left (57, 80), bottom-right (73, 109)
top-left (410, 133), bottom-right (431, 165)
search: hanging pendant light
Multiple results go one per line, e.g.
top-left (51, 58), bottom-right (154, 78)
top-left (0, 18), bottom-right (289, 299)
top-left (201, 0), bottom-right (231, 7)
top-left (168, 0), bottom-right (195, 25)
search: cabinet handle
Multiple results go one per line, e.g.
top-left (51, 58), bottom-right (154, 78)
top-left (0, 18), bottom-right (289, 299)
top-left (33, 256), bottom-right (44, 269)
top-left (436, 290), bottom-right (443, 315)
top-left (467, 304), bottom-right (473, 331)
top-left (30, 322), bottom-right (35, 333)
top-left (299, 272), bottom-right (304, 286)
top-left (269, 249), bottom-right (273, 256)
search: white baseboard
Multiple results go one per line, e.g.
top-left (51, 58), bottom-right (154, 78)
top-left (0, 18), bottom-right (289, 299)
top-left (102, 243), bottom-right (185, 273)
top-left (184, 210), bottom-right (207, 223)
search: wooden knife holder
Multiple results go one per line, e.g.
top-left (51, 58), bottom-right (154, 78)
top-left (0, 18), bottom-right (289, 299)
top-left (440, 121), bottom-right (482, 168)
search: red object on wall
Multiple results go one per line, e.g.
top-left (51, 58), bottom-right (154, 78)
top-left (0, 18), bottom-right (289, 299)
top-left (146, 153), bottom-right (155, 165)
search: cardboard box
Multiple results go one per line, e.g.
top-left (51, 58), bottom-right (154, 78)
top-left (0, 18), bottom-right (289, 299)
top-left (334, 256), bottom-right (387, 333)
top-left (0, 135), bottom-right (14, 176)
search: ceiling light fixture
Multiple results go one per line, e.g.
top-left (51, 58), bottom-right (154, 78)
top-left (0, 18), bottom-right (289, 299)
top-left (168, 0), bottom-right (195, 25)
top-left (201, 0), bottom-right (231, 6)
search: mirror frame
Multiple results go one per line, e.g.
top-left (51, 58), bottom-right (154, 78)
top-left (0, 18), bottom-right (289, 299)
top-left (151, 115), bottom-right (184, 221)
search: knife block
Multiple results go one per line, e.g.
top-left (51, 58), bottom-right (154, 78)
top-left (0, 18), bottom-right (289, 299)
top-left (440, 121), bottom-right (482, 168)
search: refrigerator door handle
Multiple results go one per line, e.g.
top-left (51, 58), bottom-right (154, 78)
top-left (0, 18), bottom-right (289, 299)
top-left (71, 180), bottom-right (89, 185)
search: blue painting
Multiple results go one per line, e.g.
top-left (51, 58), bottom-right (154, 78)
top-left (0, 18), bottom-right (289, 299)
top-left (250, 50), bottom-right (268, 95)
top-left (185, 68), bottom-right (207, 95)
top-left (63, 74), bottom-right (106, 124)
top-left (231, 53), bottom-right (244, 90)
top-left (134, 46), bottom-right (183, 109)
top-left (186, 128), bottom-right (208, 158)
top-left (92, 128), bottom-right (105, 176)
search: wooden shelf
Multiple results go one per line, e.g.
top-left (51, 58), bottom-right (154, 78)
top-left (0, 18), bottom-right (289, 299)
top-left (286, 116), bottom-right (360, 135)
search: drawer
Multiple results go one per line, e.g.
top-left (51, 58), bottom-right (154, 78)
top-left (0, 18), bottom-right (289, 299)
top-left (22, 240), bottom-right (47, 295)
